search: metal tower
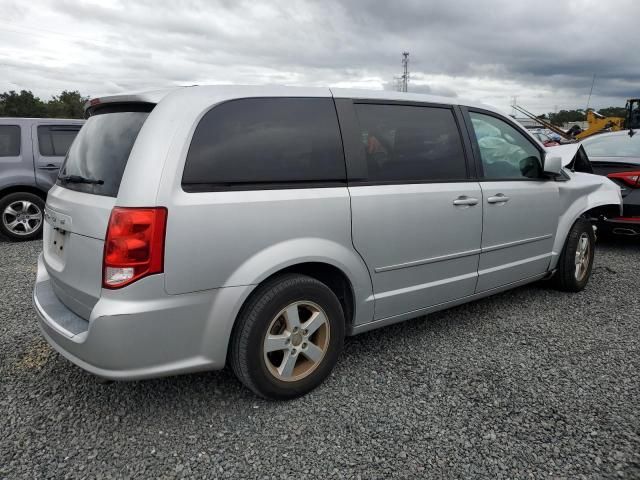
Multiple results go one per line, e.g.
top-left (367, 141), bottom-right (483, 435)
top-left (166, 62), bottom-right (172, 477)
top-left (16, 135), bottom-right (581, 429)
top-left (401, 52), bottom-right (409, 92)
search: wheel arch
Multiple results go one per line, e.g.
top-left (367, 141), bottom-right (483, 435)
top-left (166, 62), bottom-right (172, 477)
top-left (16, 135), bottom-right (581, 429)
top-left (258, 262), bottom-right (356, 332)
top-left (551, 200), bottom-right (620, 270)
top-left (222, 238), bottom-right (374, 329)
top-left (0, 185), bottom-right (48, 202)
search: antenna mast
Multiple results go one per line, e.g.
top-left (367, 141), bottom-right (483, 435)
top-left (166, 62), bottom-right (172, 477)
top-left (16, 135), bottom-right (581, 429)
top-left (401, 52), bottom-right (410, 92)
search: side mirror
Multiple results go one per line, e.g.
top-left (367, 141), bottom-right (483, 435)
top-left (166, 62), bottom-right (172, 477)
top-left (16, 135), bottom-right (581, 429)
top-left (543, 155), bottom-right (563, 176)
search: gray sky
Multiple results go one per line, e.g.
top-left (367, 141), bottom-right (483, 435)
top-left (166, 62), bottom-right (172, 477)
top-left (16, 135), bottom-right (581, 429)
top-left (1, 0), bottom-right (638, 114)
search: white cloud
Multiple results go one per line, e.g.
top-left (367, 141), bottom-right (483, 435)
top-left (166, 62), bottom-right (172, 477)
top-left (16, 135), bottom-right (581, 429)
top-left (1, 0), bottom-right (638, 114)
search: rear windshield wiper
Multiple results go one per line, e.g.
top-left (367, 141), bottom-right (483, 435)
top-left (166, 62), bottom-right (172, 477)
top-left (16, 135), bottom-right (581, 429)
top-left (59, 175), bottom-right (104, 185)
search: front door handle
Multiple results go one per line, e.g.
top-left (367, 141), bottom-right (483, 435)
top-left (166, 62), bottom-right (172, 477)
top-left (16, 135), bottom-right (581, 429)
top-left (487, 194), bottom-right (510, 204)
top-left (38, 164), bottom-right (59, 171)
top-left (453, 196), bottom-right (479, 206)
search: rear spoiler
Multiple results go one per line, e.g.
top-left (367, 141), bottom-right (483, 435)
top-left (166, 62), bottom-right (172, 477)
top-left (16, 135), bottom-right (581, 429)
top-left (84, 88), bottom-right (180, 117)
top-left (85, 101), bottom-right (155, 118)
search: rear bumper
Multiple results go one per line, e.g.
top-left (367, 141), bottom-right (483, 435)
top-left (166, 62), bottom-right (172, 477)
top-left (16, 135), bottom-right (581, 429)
top-left (33, 253), bottom-right (251, 380)
top-left (621, 189), bottom-right (640, 217)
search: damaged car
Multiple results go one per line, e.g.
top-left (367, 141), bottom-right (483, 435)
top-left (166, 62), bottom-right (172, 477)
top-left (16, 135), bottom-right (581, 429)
top-left (33, 86), bottom-right (621, 399)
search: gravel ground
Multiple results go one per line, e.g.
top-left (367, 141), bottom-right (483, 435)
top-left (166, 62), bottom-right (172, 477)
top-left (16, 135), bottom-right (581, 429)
top-left (1, 238), bottom-right (639, 479)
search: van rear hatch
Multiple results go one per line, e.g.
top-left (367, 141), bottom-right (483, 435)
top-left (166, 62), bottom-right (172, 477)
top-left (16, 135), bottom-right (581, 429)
top-left (43, 105), bottom-right (152, 320)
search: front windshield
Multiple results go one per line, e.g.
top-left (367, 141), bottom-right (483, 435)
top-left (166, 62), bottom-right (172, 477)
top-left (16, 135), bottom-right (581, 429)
top-left (582, 133), bottom-right (640, 158)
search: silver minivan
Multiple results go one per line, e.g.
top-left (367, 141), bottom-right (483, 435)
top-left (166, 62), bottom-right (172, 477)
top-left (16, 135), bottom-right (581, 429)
top-left (33, 86), bottom-right (621, 399)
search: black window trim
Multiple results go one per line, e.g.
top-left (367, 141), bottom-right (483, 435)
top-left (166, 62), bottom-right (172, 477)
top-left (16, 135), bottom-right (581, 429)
top-left (461, 106), bottom-right (548, 182)
top-left (336, 98), bottom-right (477, 187)
top-left (0, 124), bottom-right (21, 157)
top-left (87, 102), bottom-right (155, 117)
top-left (180, 96), bottom-right (349, 193)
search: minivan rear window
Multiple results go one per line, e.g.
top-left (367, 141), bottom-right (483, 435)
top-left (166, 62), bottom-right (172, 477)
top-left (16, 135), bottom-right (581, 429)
top-left (182, 97), bottom-right (346, 191)
top-left (58, 110), bottom-right (149, 197)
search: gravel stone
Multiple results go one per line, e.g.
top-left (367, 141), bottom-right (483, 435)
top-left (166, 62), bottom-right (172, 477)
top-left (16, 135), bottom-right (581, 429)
top-left (1, 237), bottom-right (639, 479)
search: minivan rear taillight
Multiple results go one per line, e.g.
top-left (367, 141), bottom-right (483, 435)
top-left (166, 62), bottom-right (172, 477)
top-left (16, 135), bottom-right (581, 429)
top-left (607, 171), bottom-right (640, 188)
top-left (103, 207), bottom-right (167, 289)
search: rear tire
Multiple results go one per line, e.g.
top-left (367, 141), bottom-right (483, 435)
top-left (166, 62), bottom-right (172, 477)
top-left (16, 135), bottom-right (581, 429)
top-left (0, 192), bottom-right (45, 241)
top-left (230, 274), bottom-right (345, 400)
top-left (552, 218), bottom-right (595, 292)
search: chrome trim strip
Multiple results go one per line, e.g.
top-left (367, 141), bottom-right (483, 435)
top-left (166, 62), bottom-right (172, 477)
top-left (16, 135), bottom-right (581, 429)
top-left (374, 234), bottom-right (552, 273)
top-left (481, 233), bottom-right (553, 253)
top-left (374, 271), bottom-right (478, 299)
top-left (375, 248), bottom-right (481, 273)
top-left (352, 272), bottom-right (547, 334)
top-left (477, 252), bottom-right (552, 277)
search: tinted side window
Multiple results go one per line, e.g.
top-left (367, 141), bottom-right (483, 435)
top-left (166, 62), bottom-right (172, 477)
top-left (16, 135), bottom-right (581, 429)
top-left (353, 104), bottom-right (467, 183)
top-left (469, 112), bottom-right (543, 180)
top-left (182, 98), bottom-right (345, 190)
top-left (0, 125), bottom-right (21, 156)
top-left (38, 126), bottom-right (81, 156)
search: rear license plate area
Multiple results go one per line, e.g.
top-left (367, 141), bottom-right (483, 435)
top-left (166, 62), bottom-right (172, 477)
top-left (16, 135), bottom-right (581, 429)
top-left (51, 228), bottom-right (66, 259)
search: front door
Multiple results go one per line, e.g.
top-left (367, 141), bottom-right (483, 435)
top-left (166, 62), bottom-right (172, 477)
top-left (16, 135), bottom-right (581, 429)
top-left (466, 110), bottom-right (560, 292)
top-left (343, 101), bottom-right (483, 320)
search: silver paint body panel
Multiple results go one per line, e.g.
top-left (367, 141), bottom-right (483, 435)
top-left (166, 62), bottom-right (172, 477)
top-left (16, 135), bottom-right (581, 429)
top-left (33, 85), bottom-right (622, 380)
top-left (349, 182), bottom-right (483, 319)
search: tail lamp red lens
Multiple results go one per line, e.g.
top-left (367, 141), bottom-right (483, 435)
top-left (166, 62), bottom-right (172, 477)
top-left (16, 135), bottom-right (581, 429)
top-left (103, 207), bottom-right (167, 289)
top-left (607, 171), bottom-right (640, 188)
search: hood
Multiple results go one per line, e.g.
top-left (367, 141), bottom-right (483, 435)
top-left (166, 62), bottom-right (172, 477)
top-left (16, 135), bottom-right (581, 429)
top-left (546, 143), bottom-right (593, 173)
top-left (547, 144), bottom-right (580, 167)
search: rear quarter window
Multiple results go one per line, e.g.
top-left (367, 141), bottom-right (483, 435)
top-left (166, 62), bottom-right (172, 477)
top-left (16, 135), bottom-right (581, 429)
top-left (37, 125), bottom-right (81, 156)
top-left (182, 97), bottom-right (346, 191)
top-left (0, 125), bottom-right (21, 156)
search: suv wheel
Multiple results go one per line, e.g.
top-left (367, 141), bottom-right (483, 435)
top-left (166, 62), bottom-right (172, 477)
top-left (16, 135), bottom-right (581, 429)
top-left (230, 274), bottom-right (345, 399)
top-left (0, 192), bottom-right (45, 241)
top-left (552, 218), bottom-right (595, 292)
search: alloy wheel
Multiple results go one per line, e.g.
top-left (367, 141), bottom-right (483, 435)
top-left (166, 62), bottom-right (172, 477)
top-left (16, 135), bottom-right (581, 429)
top-left (574, 232), bottom-right (591, 282)
top-left (263, 301), bottom-right (330, 382)
top-left (2, 200), bottom-right (43, 236)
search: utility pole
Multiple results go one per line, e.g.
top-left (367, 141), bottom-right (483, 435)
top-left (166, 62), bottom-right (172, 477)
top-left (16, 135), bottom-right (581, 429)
top-left (401, 52), bottom-right (410, 92)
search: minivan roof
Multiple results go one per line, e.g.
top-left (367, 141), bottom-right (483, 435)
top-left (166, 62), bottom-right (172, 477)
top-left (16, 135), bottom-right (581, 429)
top-left (85, 85), bottom-right (502, 116)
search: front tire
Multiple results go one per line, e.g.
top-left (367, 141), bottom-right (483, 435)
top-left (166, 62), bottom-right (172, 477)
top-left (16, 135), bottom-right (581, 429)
top-left (230, 274), bottom-right (345, 400)
top-left (552, 218), bottom-right (595, 292)
top-left (0, 192), bottom-right (45, 241)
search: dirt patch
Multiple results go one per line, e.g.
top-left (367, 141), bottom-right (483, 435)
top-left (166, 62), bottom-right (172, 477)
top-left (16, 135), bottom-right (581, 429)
top-left (17, 339), bottom-right (53, 371)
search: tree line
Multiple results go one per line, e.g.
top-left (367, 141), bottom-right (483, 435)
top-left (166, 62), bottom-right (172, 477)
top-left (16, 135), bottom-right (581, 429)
top-left (0, 89), bottom-right (631, 125)
top-left (0, 90), bottom-right (88, 119)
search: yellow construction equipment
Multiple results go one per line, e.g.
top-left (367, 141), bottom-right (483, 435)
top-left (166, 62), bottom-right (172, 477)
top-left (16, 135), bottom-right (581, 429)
top-left (513, 98), bottom-right (638, 141)
top-left (574, 110), bottom-right (625, 140)
top-left (625, 98), bottom-right (640, 130)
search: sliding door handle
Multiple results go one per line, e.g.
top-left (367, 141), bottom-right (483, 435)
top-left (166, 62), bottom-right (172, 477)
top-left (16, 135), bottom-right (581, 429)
top-left (487, 194), bottom-right (510, 204)
top-left (453, 196), bottom-right (479, 206)
top-left (38, 164), bottom-right (59, 171)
